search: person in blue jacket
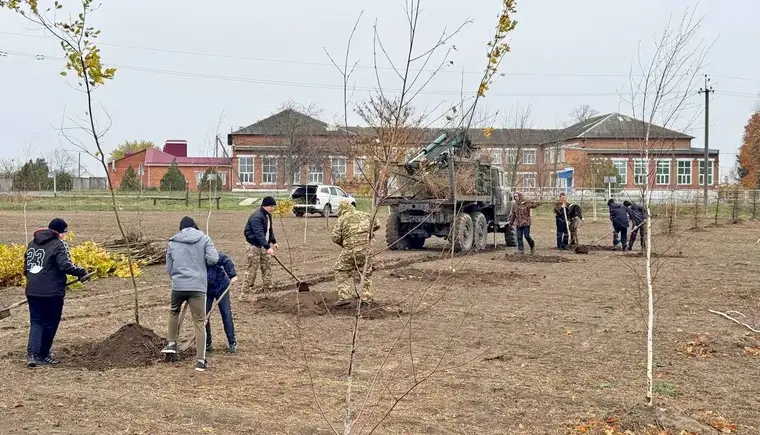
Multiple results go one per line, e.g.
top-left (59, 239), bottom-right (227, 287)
top-left (205, 253), bottom-right (238, 353)
top-left (608, 199), bottom-right (630, 250)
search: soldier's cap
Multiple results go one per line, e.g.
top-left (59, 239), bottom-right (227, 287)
top-left (337, 200), bottom-right (354, 216)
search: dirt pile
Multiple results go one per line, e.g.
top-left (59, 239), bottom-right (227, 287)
top-left (62, 323), bottom-right (167, 370)
top-left (254, 291), bottom-right (398, 319)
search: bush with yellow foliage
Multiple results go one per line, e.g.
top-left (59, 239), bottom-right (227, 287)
top-left (0, 232), bottom-right (141, 288)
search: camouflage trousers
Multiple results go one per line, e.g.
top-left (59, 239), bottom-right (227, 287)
top-left (569, 218), bottom-right (582, 245)
top-left (241, 245), bottom-right (272, 294)
top-left (334, 249), bottom-right (373, 302)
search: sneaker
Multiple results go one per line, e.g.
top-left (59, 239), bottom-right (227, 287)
top-left (27, 355), bottom-right (41, 368)
top-left (227, 343), bottom-right (237, 354)
top-left (41, 355), bottom-right (60, 365)
top-left (161, 342), bottom-right (178, 354)
top-left (530, 246), bottom-right (536, 255)
top-left (195, 359), bottom-right (207, 372)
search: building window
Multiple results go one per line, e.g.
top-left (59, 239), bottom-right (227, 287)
top-left (699, 160), bottom-right (714, 186)
top-left (308, 163), bottom-right (323, 184)
top-left (518, 172), bottom-right (536, 188)
top-left (488, 148), bottom-right (501, 165)
top-left (634, 160), bottom-right (647, 185)
top-left (611, 159), bottom-right (627, 185)
top-left (544, 147), bottom-right (564, 164)
top-left (506, 149), bottom-right (518, 165)
top-left (262, 157), bottom-right (277, 185)
top-left (293, 168), bottom-right (301, 184)
top-left (238, 156), bottom-right (254, 184)
top-left (331, 157), bottom-right (346, 182)
top-left (354, 157), bottom-right (366, 179)
top-left (677, 160), bottom-right (692, 185)
top-left (522, 149), bottom-right (536, 165)
top-left (655, 160), bottom-right (670, 185)
top-left (195, 171), bottom-right (205, 187)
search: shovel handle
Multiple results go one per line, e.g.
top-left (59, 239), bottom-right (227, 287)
top-left (272, 254), bottom-right (300, 282)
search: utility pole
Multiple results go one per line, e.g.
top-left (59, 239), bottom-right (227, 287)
top-left (698, 74), bottom-right (714, 213)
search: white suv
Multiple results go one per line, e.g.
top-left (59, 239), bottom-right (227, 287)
top-left (290, 184), bottom-right (356, 217)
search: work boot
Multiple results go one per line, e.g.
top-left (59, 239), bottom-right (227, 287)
top-left (161, 342), bottom-right (178, 354)
top-left (360, 300), bottom-right (371, 309)
top-left (530, 246), bottom-right (536, 255)
top-left (227, 343), bottom-right (237, 354)
top-left (195, 359), bottom-right (207, 372)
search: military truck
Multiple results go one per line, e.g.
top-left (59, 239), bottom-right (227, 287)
top-left (382, 130), bottom-right (516, 252)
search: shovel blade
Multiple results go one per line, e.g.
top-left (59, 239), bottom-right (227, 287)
top-left (297, 282), bottom-right (311, 292)
top-left (0, 308), bottom-right (11, 320)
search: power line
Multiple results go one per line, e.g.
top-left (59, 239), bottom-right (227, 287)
top-left (3, 30), bottom-right (760, 83)
top-left (2, 47), bottom-right (758, 101)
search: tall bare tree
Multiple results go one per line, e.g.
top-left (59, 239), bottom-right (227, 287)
top-left (569, 104), bottom-right (599, 123)
top-left (498, 104), bottom-right (533, 190)
top-left (270, 100), bottom-right (329, 187)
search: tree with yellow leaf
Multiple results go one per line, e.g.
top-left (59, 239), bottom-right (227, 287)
top-left (737, 110), bottom-right (760, 188)
top-left (2, 0), bottom-right (143, 324)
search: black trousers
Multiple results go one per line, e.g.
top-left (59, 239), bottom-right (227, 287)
top-left (27, 295), bottom-right (64, 359)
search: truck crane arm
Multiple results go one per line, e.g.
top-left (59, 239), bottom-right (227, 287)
top-left (403, 130), bottom-right (475, 175)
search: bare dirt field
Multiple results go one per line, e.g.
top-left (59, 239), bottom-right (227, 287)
top-left (1, 209), bottom-right (759, 434)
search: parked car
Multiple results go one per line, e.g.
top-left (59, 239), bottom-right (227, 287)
top-left (290, 184), bottom-right (356, 217)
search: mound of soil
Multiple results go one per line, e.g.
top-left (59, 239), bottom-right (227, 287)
top-left (389, 268), bottom-right (524, 285)
top-left (504, 254), bottom-right (571, 263)
top-left (61, 323), bottom-right (169, 371)
top-left (254, 291), bottom-right (399, 319)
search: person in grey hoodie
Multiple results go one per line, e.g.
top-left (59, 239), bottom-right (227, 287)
top-left (161, 216), bottom-right (219, 372)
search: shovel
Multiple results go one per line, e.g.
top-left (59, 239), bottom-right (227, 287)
top-left (272, 254), bottom-right (311, 292)
top-left (0, 271), bottom-right (96, 320)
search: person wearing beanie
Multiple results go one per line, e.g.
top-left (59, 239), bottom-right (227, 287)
top-left (553, 193), bottom-right (570, 250)
top-left (23, 218), bottom-right (89, 367)
top-left (508, 192), bottom-right (541, 255)
top-left (240, 197), bottom-right (278, 300)
top-left (162, 216), bottom-right (219, 372)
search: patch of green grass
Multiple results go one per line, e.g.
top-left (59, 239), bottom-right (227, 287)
top-left (654, 382), bottom-right (678, 397)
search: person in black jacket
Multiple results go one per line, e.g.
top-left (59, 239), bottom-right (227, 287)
top-left (205, 253), bottom-right (238, 353)
top-left (608, 199), bottom-right (630, 250)
top-left (623, 200), bottom-right (648, 251)
top-left (553, 193), bottom-right (570, 250)
top-left (240, 196), bottom-right (278, 300)
top-left (23, 218), bottom-right (88, 368)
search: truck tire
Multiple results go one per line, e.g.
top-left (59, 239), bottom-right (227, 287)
top-left (294, 209), bottom-right (305, 217)
top-left (470, 212), bottom-right (488, 251)
top-left (504, 225), bottom-right (517, 247)
top-left (453, 213), bottom-right (474, 252)
top-left (386, 212), bottom-right (408, 250)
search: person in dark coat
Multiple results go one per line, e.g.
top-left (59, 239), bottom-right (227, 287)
top-left (240, 196), bottom-right (278, 300)
top-left (623, 200), bottom-right (648, 251)
top-left (508, 192), bottom-right (540, 254)
top-left (608, 199), bottom-right (630, 250)
top-left (567, 202), bottom-right (583, 246)
top-left (553, 193), bottom-right (570, 250)
top-left (23, 218), bottom-right (88, 368)
top-left (205, 253), bottom-right (238, 353)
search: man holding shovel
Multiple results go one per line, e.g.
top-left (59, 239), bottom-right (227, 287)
top-left (162, 217), bottom-right (219, 372)
top-left (554, 193), bottom-right (571, 250)
top-left (23, 218), bottom-right (89, 368)
top-left (332, 201), bottom-right (380, 307)
top-left (623, 200), bottom-right (648, 251)
top-left (240, 196), bottom-right (278, 301)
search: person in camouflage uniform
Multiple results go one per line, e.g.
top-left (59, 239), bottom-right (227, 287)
top-left (331, 201), bottom-right (381, 307)
top-left (567, 202), bottom-right (583, 246)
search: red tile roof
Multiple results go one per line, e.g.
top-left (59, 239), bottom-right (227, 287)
top-left (143, 148), bottom-right (231, 166)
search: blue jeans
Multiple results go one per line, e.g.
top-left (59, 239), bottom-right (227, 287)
top-left (205, 288), bottom-right (236, 347)
top-left (26, 295), bottom-right (64, 359)
top-left (556, 220), bottom-right (569, 249)
top-left (613, 225), bottom-right (628, 248)
top-left (515, 226), bottom-right (535, 252)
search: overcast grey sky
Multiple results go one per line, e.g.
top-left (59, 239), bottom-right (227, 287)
top-left (1, 0), bottom-right (758, 177)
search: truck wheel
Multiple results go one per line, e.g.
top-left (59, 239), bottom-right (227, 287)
top-left (453, 213), bottom-right (474, 252)
top-left (504, 225), bottom-right (517, 247)
top-left (294, 210), bottom-right (305, 217)
top-left (408, 236), bottom-right (425, 249)
top-left (470, 212), bottom-right (488, 251)
top-left (386, 212), bottom-right (408, 250)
